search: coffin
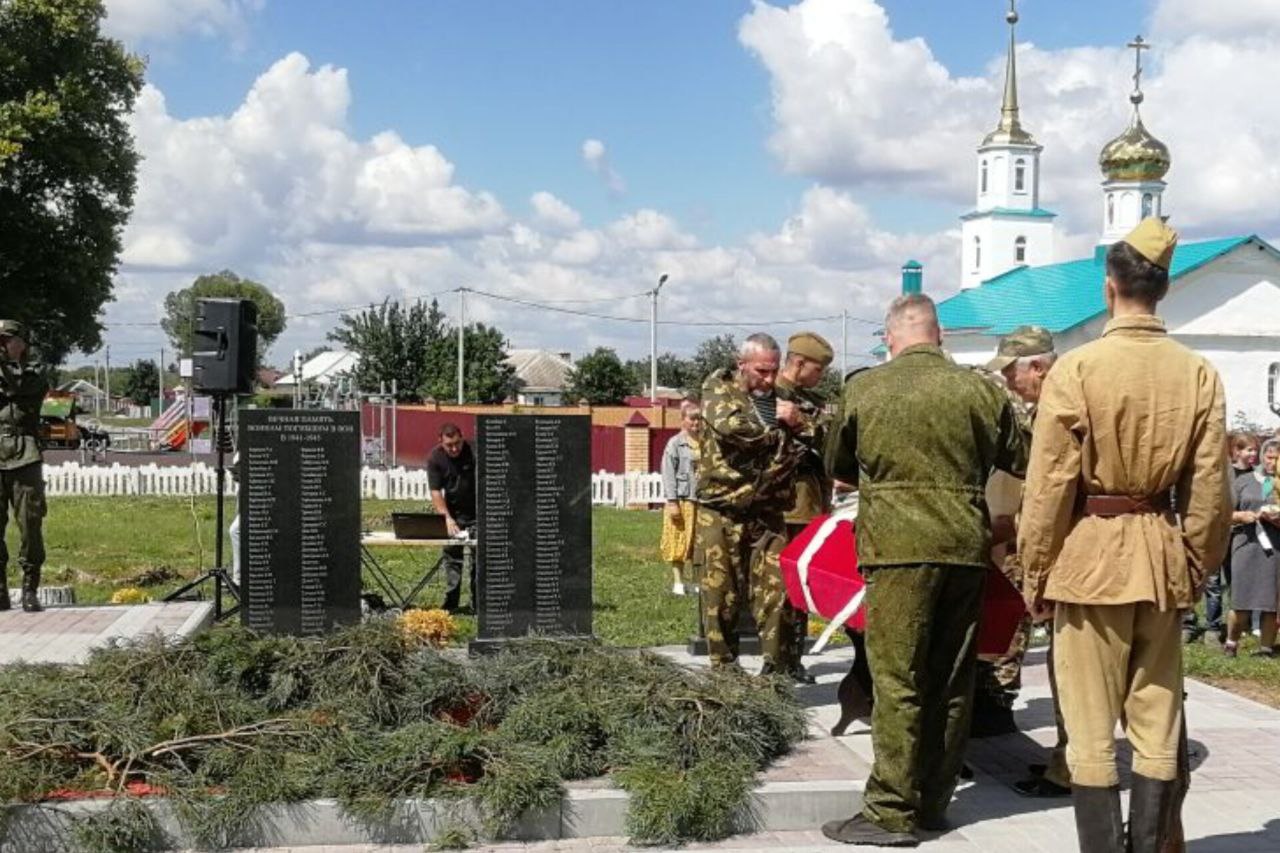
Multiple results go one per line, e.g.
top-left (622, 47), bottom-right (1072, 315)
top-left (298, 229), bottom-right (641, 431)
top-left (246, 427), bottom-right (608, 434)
top-left (781, 514), bottom-right (1025, 655)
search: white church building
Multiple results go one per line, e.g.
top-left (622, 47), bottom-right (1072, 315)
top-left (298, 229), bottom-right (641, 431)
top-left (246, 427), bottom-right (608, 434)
top-left (933, 8), bottom-right (1280, 427)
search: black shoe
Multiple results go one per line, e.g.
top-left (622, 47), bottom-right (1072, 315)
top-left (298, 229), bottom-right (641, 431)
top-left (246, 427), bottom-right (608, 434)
top-left (821, 814), bottom-right (918, 847)
top-left (1071, 785), bottom-right (1124, 853)
top-left (959, 764), bottom-right (974, 781)
top-left (1127, 773), bottom-right (1177, 853)
top-left (917, 814), bottom-right (951, 832)
top-left (1027, 762), bottom-right (1047, 777)
top-left (788, 662), bottom-right (817, 685)
top-left (1013, 775), bottom-right (1071, 798)
top-left (21, 590), bottom-right (42, 613)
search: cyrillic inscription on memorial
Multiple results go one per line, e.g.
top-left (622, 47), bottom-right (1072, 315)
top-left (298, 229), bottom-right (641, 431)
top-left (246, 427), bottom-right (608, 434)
top-left (476, 414), bottom-right (591, 644)
top-left (240, 410), bottom-right (361, 635)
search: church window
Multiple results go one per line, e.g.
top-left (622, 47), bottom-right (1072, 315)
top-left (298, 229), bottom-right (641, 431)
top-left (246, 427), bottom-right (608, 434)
top-left (974, 236), bottom-right (982, 270)
top-left (1015, 236), bottom-right (1027, 263)
top-left (980, 160), bottom-right (988, 193)
top-left (1142, 193), bottom-right (1154, 218)
top-left (1014, 159), bottom-right (1026, 192)
top-left (1107, 194), bottom-right (1115, 225)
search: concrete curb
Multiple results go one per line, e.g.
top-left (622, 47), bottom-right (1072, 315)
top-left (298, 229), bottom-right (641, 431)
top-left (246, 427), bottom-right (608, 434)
top-left (1, 780), bottom-right (864, 850)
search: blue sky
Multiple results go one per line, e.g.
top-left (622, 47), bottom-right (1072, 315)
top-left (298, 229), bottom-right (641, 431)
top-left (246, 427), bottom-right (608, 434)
top-left (96, 0), bottom-right (1278, 365)
top-left (136, 0), bottom-right (1152, 244)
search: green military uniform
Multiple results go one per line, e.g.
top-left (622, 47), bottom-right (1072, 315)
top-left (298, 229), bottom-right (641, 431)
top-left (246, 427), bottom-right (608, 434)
top-left (0, 320), bottom-right (49, 612)
top-left (824, 343), bottom-right (1027, 837)
top-left (694, 367), bottom-right (812, 670)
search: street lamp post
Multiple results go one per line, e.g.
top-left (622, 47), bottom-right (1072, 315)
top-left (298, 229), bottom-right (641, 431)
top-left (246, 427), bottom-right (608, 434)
top-left (650, 273), bottom-right (669, 407)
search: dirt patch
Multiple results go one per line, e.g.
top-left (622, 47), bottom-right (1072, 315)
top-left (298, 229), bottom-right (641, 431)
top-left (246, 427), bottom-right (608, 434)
top-left (1199, 677), bottom-right (1280, 709)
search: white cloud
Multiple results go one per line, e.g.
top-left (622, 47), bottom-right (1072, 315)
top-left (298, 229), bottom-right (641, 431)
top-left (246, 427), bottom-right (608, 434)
top-left (103, 0), bottom-right (263, 43)
top-left (530, 191), bottom-right (582, 231)
top-left (581, 137), bottom-right (627, 196)
top-left (738, 0), bottom-right (1280, 241)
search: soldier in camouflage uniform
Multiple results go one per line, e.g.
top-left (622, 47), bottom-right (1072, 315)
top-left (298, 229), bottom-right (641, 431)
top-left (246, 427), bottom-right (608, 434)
top-left (821, 295), bottom-right (1027, 847)
top-left (775, 331), bottom-right (836, 685)
top-left (695, 333), bottom-right (814, 679)
top-left (0, 321), bottom-right (50, 612)
top-left (970, 327), bottom-right (1055, 740)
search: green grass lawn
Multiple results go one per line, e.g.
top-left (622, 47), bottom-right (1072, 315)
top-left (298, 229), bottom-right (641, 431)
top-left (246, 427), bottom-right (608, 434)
top-left (3, 497), bottom-right (698, 648)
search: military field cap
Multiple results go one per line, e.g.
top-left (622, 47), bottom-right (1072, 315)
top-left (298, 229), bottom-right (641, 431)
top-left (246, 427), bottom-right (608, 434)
top-left (1122, 216), bottom-right (1178, 271)
top-left (787, 331), bottom-right (834, 366)
top-left (985, 325), bottom-right (1055, 373)
top-left (0, 319), bottom-right (27, 340)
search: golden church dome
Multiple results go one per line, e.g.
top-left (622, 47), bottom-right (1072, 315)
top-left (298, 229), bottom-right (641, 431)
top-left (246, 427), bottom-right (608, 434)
top-left (1099, 108), bottom-right (1171, 182)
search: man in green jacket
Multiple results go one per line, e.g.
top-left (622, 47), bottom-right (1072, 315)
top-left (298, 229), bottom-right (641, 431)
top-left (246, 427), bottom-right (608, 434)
top-left (0, 320), bottom-right (50, 612)
top-left (821, 295), bottom-right (1027, 847)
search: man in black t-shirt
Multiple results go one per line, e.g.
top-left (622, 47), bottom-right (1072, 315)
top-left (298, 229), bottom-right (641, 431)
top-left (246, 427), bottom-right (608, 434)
top-left (427, 423), bottom-right (477, 613)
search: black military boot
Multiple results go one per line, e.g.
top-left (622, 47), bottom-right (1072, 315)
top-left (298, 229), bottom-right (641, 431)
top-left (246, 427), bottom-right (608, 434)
top-left (1071, 784), bottom-right (1124, 853)
top-left (20, 570), bottom-right (42, 613)
top-left (1126, 773), bottom-right (1177, 853)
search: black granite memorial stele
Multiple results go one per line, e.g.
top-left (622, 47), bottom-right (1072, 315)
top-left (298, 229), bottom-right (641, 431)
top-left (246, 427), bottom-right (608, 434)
top-left (471, 414), bottom-right (593, 653)
top-left (239, 409), bottom-right (362, 635)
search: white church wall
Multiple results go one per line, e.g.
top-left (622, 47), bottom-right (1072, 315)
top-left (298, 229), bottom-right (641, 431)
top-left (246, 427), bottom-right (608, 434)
top-left (1173, 338), bottom-right (1280, 429)
top-left (959, 216), bottom-right (1055, 290)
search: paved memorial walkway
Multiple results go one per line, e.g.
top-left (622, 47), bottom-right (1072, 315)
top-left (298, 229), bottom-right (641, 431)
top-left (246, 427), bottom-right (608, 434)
top-left (0, 601), bottom-right (214, 664)
top-left (228, 645), bottom-right (1280, 853)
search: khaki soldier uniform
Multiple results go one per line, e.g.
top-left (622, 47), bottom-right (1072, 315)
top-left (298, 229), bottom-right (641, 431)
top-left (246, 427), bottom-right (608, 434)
top-left (824, 343), bottom-right (1027, 837)
top-left (0, 320), bottom-right (49, 612)
top-left (1018, 219), bottom-right (1232, 851)
top-left (695, 367), bottom-right (812, 670)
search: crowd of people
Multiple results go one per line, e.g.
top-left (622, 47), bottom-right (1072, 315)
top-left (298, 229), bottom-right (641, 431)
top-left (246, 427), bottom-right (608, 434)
top-left (658, 217), bottom-right (1242, 851)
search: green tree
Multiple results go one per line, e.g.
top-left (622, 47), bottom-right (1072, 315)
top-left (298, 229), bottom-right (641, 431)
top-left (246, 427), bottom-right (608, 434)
top-left (688, 334), bottom-right (739, 392)
top-left (120, 358), bottom-right (158, 407)
top-left (0, 0), bottom-right (145, 364)
top-left (161, 271), bottom-right (288, 362)
top-left (327, 299), bottom-right (447, 401)
top-left (422, 324), bottom-right (519, 404)
top-left (624, 352), bottom-right (696, 396)
top-left (566, 347), bottom-right (640, 405)
top-left (814, 367), bottom-right (843, 405)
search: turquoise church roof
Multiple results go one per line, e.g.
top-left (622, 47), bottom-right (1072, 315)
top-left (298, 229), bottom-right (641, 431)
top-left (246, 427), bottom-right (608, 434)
top-left (935, 236), bottom-right (1268, 337)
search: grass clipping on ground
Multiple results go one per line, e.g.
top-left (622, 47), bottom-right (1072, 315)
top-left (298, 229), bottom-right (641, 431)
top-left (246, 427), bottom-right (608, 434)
top-left (0, 621), bottom-right (807, 850)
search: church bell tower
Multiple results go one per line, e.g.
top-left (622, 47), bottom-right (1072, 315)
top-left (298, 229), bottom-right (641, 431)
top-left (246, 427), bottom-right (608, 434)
top-left (959, 0), bottom-right (1056, 289)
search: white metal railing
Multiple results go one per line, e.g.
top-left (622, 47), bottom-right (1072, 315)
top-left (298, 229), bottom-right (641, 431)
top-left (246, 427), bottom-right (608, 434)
top-left (42, 463), bottom-right (667, 506)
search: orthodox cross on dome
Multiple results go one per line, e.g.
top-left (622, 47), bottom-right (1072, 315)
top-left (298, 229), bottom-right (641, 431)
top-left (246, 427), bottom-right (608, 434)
top-left (1128, 35), bottom-right (1150, 107)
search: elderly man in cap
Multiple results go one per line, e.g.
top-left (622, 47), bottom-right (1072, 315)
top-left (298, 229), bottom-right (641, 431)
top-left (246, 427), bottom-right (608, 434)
top-left (0, 320), bottom-right (50, 612)
top-left (1019, 218), bottom-right (1232, 852)
top-left (971, 328), bottom-right (1054, 730)
top-left (775, 331), bottom-right (836, 684)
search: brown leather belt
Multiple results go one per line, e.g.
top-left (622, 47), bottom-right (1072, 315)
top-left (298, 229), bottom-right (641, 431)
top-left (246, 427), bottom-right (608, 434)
top-left (1081, 493), bottom-right (1172, 517)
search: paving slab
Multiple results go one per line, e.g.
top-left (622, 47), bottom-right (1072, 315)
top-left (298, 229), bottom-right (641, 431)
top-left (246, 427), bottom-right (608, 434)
top-left (0, 602), bottom-right (214, 665)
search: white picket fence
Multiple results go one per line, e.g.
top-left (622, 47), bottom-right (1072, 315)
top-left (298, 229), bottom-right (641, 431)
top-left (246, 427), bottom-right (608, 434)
top-left (42, 462), bottom-right (666, 507)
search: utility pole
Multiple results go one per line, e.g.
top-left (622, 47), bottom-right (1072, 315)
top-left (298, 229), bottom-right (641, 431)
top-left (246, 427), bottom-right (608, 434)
top-left (650, 273), bottom-right (669, 407)
top-left (94, 360), bottom-right (101, 417)
top-left (104, 346), bottom-right (111, 416)
top-left (841, 310), bottom-right (849, 376)
top-left (456, 287), bottom-right (466, 405)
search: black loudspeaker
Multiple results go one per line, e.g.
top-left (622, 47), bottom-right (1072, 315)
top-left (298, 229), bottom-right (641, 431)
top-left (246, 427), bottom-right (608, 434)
top-left (193, 298), bottom-right (258, 394)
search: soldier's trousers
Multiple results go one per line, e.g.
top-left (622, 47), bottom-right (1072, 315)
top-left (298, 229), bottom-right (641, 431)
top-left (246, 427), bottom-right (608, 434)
top-left (0, 462), bottom-right (46, 585)
top-left (1054, 602), bottom-right (1183, 787)
top-left (861, 564), bottom-right (985, 834)
top-left (1042, 625), bottom-right (1072, 788)
top-left (695, 506), bottom-right (797, 667)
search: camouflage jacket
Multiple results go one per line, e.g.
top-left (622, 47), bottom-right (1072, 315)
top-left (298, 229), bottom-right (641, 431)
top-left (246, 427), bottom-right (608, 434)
top-left (824, 344), bottom-right (1028, 568)
top-left (696, 368), bottom-right (814, 517)
top-left (0, 360), bottom-right (47, 470)
top-left (776, 375), bottom-right (831, 522)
